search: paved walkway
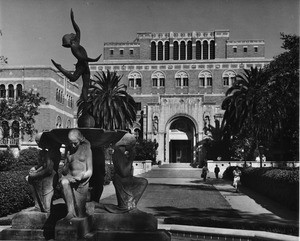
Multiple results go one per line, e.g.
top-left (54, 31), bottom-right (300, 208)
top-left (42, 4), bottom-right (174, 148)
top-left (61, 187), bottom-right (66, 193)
top-left (0, 166), bottom-right (298, 240)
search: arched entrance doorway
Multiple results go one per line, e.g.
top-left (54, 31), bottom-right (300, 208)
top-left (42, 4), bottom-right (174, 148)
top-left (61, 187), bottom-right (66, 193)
top-left (168, 116), bottom-right (196, 163)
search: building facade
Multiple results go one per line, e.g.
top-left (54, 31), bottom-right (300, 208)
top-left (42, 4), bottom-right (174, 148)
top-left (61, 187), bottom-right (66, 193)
top-left (0, 66), bottom-right (80, 149)
top-left (90, 30), bottom-right (271, 164)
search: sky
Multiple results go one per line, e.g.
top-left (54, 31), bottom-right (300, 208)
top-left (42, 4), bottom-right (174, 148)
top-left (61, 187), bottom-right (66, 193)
top-left (0, 0), bottom-right (299, 69)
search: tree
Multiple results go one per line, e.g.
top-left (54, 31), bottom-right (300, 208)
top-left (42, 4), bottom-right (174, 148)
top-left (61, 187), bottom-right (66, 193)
top-left (264, 33), bottom-right (299, 161)
top-left (0, 90), bottom-right (46, 140)
top-left (221, 33), bottom-right (299, 162)
top-left (221, 67), bottom-right (270, 143)
top-left (77, 70), bottom-right (137, 130)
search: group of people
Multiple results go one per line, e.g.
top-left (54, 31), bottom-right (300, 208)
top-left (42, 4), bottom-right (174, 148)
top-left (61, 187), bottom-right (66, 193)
top-left (26, 129), bottom-right (148, 219)
top-left (200, 163), bottom-right (241, 192)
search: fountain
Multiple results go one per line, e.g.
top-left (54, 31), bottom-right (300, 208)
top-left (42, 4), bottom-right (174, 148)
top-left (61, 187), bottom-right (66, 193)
top-left (1, 9), bottom-right (170, 241)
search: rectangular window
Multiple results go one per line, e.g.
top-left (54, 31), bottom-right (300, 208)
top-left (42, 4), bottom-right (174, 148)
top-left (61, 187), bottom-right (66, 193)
top-left (207, 77), bottom-right (212, 87)
top-left (223, 77), bottom-right (229, 86)
top-left (120, 49), bottom-right (124, 55)
top-left (159, 78), bottom-right (165, 87)
top-left (176, 78), bottom-right (181, 87)
top-left (199, 77), bottom-right (205, 87)
top-left (254, 47), bottom-right (258, 52)
top-left (110, 49), bottom-right (114, 55)
top-left (243, 47), bottom-right (247, 53)
top-left (136, 78), bottom-right (141, 88)
top-left (129, 79), bottom-right (134, 88)
top-left (152, 78), bottom-right (158, 87)
top-left (130, 49), bottom-right (134, 55)
top-left (135, 102), bottom-right (142, 111)
top-left (183, 78), bottom-right (189, 87)
top-left (233, 47), bottom-right (237, 53)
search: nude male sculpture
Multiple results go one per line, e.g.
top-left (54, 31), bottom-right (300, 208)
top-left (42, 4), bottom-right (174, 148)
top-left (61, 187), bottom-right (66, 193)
top-left (60, 129), bottom-right (93, 219)
top-left (51, 9), bottom-right (101, 105)
top-left (26, 133), bottom-right (61, 213)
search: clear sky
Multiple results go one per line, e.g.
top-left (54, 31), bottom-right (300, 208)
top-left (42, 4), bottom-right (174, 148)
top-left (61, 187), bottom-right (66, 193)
top-left (0, 0), bottom-right (299, 69)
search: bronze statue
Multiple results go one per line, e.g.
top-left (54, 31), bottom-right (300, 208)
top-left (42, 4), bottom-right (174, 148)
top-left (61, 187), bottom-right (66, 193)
top-left (60, 129), bottom-right (93, 219)
top-left (26, 133), bottom-right (61, 213)
top-left (105, 133), bottom-right (148, 213)
top-left (51, 9), bottom-right (101, 105)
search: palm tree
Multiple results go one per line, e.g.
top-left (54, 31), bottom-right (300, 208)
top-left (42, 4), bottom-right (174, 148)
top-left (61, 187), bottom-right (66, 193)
top-left (221, 67), bottom-right (266, 139)
top-left (77, 70), bottom-right (137, 130)
top-left (221, 66), bottom-right (288, 162)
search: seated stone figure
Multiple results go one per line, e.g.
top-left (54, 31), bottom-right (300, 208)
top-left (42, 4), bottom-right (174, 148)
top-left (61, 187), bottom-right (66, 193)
top-left (26, 133), bottom-right (61, 213)
top-left (106, 133), bottom-right (148, 213)
top-left (60, 129), bottom-right (93, 219)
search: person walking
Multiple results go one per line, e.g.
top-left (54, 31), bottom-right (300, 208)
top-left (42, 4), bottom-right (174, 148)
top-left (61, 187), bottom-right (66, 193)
top-left (233, 166), bottom-right (242, 192)
top-left (201, 164), bottom-right (208, 182)
top-left (214, 164), bottom-right (220, 179)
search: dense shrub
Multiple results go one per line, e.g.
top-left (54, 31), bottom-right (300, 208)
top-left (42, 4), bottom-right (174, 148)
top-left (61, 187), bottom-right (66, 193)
top-left (135, 139), bottom-right (157, 164)
top-left (104, 163), bottom-right (115, 185)
top-left (0, 150), bottom-right (16, 171)
top-left (241, 167), bottom-right (299, 211)
top-left (0, 170), bottom-right (34, 217)
top-left (13, 147), bottom-right (40, 170)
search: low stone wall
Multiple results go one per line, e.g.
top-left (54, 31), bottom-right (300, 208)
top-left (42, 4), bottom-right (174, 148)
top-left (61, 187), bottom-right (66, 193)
top-left (133, 160), bottom-right (152, 176)
top-left (207, 160), bottom-right (299, 178)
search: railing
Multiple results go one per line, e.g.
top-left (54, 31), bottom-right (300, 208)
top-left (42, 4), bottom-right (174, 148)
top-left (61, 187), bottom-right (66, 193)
top-left (0, 138), bottom-right (19, 146)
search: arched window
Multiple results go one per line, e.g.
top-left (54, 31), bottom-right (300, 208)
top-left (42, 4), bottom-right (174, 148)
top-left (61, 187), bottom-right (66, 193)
top-left (165, 41), bottom-right (170, 60)
top-left (66, 119), bottom-right (72, 128)
top-left (0, 85), bottom-right (6, 98)
top-left (175, 71), bottom-right (189, 87)
top-left (203, 40), bottom-right (208, 60)
top-left (158, 41), bottom-right (163, 60)
top-left (151, 71), bottom-right (165, 88)
top-left (128, 71), bottom-right (142, 89)
top-left (1, 121), bottom-right (9, 138)
top-left (8, 84), bottom-right (14, 98)
top-left (199, 71), bottom-right (213, 87)
top-left (151, 42), bottom-right (156, 61)
top-left (180, 41), bottom-right (186, 60)
top-left (11, 121), bottom-right (19, 138)
top-left (56, 116), bottom-right (62, 128)
top-left (196, 41), bottom-right (201, 60)
top-left (173, 41), bottom-right (179, 60)
top-left (222, 70), bottom-right (236, 87)
top-left (16, 84), bottom-right (22, 99)
top-left (187, 41), bottom-right (192, 60)
top-left (210, 40), bottom-right (215, 59)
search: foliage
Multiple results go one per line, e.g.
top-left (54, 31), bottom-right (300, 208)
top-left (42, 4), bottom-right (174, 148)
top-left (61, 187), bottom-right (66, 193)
top-left (12, 147), bottom-right (40, 170)
top-left (104, 163), bottom-right (115, 185)
top-left (241, 167), bottom-right (299, 211)
top-left (222, 165), bottom-right (242, 181)
top-left (0, 90), bottom-right (46, 139)
top-left (135, 139), bottom-right (157, 163)
top-left (77, 70), bottom-right (137, 130)
top-left (0, 170), bottom-right (34, 217)
top-left (221, 33), bottom-right (299, 161)
top-left (0, 150), bottom-right (15, 171)
top-left (164, 217), bottom-right (298, 236)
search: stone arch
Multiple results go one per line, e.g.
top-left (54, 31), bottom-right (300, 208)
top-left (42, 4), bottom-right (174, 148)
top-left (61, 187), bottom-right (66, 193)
top-left (165, 114), bottom-right (198, 164)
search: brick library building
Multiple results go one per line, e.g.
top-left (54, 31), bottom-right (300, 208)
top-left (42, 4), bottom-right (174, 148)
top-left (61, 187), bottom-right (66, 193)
top-left (90, 30), bottom-right (271, 164)
top-left (0, 30), bottom-right (271, 163)
top-left (0, 66), bottom-right (80, 151)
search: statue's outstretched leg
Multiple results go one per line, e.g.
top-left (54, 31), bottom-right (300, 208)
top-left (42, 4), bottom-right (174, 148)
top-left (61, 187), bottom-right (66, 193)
top-left (51, 59), bottom-right (83, 82)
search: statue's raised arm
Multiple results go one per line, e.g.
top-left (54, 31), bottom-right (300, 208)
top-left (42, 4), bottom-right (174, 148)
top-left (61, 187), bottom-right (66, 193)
top-left (70, 9), bottom-right (80, 44)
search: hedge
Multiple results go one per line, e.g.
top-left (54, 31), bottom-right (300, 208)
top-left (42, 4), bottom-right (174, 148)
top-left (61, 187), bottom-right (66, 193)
top-left (0, 170), bottom-right (34, 217)
top-left (241, 167), bottom-right (299, 211)
top-left (0, 150), bottom-right (15, 171)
